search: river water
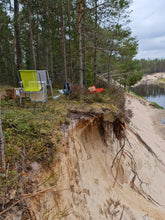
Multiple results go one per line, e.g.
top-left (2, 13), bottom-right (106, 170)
top-left (131, 83), bottom-right (165, 109)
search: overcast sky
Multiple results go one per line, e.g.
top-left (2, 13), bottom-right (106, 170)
top-left (130, 0), bottom-right (165, 60)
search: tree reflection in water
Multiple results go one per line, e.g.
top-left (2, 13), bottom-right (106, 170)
top-left (131, 83), bottom-right (165, 109)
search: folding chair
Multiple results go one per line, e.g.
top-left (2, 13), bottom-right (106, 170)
top-left (36, 70), bottom-right (53, 96)
top-left (18, 70), bottom-right (47, 106)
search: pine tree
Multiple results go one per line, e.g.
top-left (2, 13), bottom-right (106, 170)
top-left (0, 95), bottom-right (5, 172)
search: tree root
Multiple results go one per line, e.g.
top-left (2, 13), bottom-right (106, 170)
top-left (111, 121), bottom-right (161, 206)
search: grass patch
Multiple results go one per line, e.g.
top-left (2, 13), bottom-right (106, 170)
top-left (128, 90), bottom-right (146, 100)
top-left (159, 78), bottom-right (165, 83)
top-left (150, 102), bottom-right (164, 109)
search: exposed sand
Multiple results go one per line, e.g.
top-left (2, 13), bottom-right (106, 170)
top-left (126, 92), bottom-right (165, 162)
top-left (27, 92), bottom-right (165, 220)
top-left (134, 72), bottom-right (165, 86)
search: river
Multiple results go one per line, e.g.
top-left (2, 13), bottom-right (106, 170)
top-left (131, 83), bottom-right (165, 109)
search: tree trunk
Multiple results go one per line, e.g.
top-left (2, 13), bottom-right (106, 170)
top-left (9, 38), bottom-right (16, 85)
top-left (27, 4), bottom-right (36, 69)
top-left (47, 5), bottom-right (54, 79)
top-left (58, 16), bottom-right (63, 82)
top-left (45, 46), bottom-right (49, 70)
top-left (0, 95), bottom-right (6, 172)
top-left (61, 0), bottom-right (67, 82)
top-left (14, 0), bottom-right (22, 70)
top-left (77, 0), bottom-right (83, 88)
top-left (83, 1), bottom-right (87, 87)
top-left (108, 51), bottom-right (112, 87)
top-left (94, 0), bottom-right (98, 85)
top-left (36, 12), bottom-right (40, 69)
top-left (67, 0), bottom-right (73, 82)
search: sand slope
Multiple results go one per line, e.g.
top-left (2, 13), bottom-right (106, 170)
top-left (25, 93), bottom-right (165, 220)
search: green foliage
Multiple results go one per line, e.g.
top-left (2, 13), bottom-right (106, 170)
top-left (0, 6), bottom-right (16, 85)
top-left (0, 0), bottom-right (138, 87)
top-left (125, 71), bottom-right (143, 88)
top-left (150, 102), bottom-right (164, 109)
top-left (138, 58), bottom-right (165, 74)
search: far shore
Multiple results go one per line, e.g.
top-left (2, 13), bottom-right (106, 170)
top-left (134, 72), bottom-right (165, 87)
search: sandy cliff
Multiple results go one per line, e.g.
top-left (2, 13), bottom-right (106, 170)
top-left (20, 92), bottom-right (165, 220)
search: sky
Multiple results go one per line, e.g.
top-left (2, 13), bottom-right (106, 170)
top-left (130, 0), bottom-right (165, 60)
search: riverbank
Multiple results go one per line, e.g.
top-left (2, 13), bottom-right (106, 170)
top-left (126, 91), bottom-right (165, 160)
top-left (131, 72), bottom-right (165, 109)
top-left (134, 72), bottom-right (165, 86)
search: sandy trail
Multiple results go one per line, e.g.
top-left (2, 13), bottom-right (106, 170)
top-left (126, 92), bottom-right (165, 164)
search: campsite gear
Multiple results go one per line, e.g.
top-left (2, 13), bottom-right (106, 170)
top-left (5, 88), bottom-right (25, 99)
top-left (18, 70), bottom-right (47, 106)
top-left (53, 95), bottom-right (61, 99)
top-left (63, 82), bottom-right (71, 95)
top-left (88, 85), bottom-right (104, 94)
top-left (36, 70), bottom-right (53, 96)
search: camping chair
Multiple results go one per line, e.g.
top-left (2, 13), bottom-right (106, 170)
top-left (36, 70), bottom-right (53, 96)
top-left (18, 70), bottom-right (47, 106)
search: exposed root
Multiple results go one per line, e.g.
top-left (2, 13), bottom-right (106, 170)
top-left (111, 119), bottom-right (161, 206)
top-left (112, 148), bottom-right (124, 188)
top-left (111, 119), bottom-right (126, 187)
top-left (113, 118), bottom-right (125, 141)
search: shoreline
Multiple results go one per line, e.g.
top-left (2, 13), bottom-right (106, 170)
top-left (132, 72), bottom-right (165, 110)
top-left (126, 91), bottom-right (165, 159)
top-left (133, 72), bottom-right (165, 87)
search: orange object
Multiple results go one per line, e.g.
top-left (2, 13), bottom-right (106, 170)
top-left (88, 85), bottom-right (104, 94)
